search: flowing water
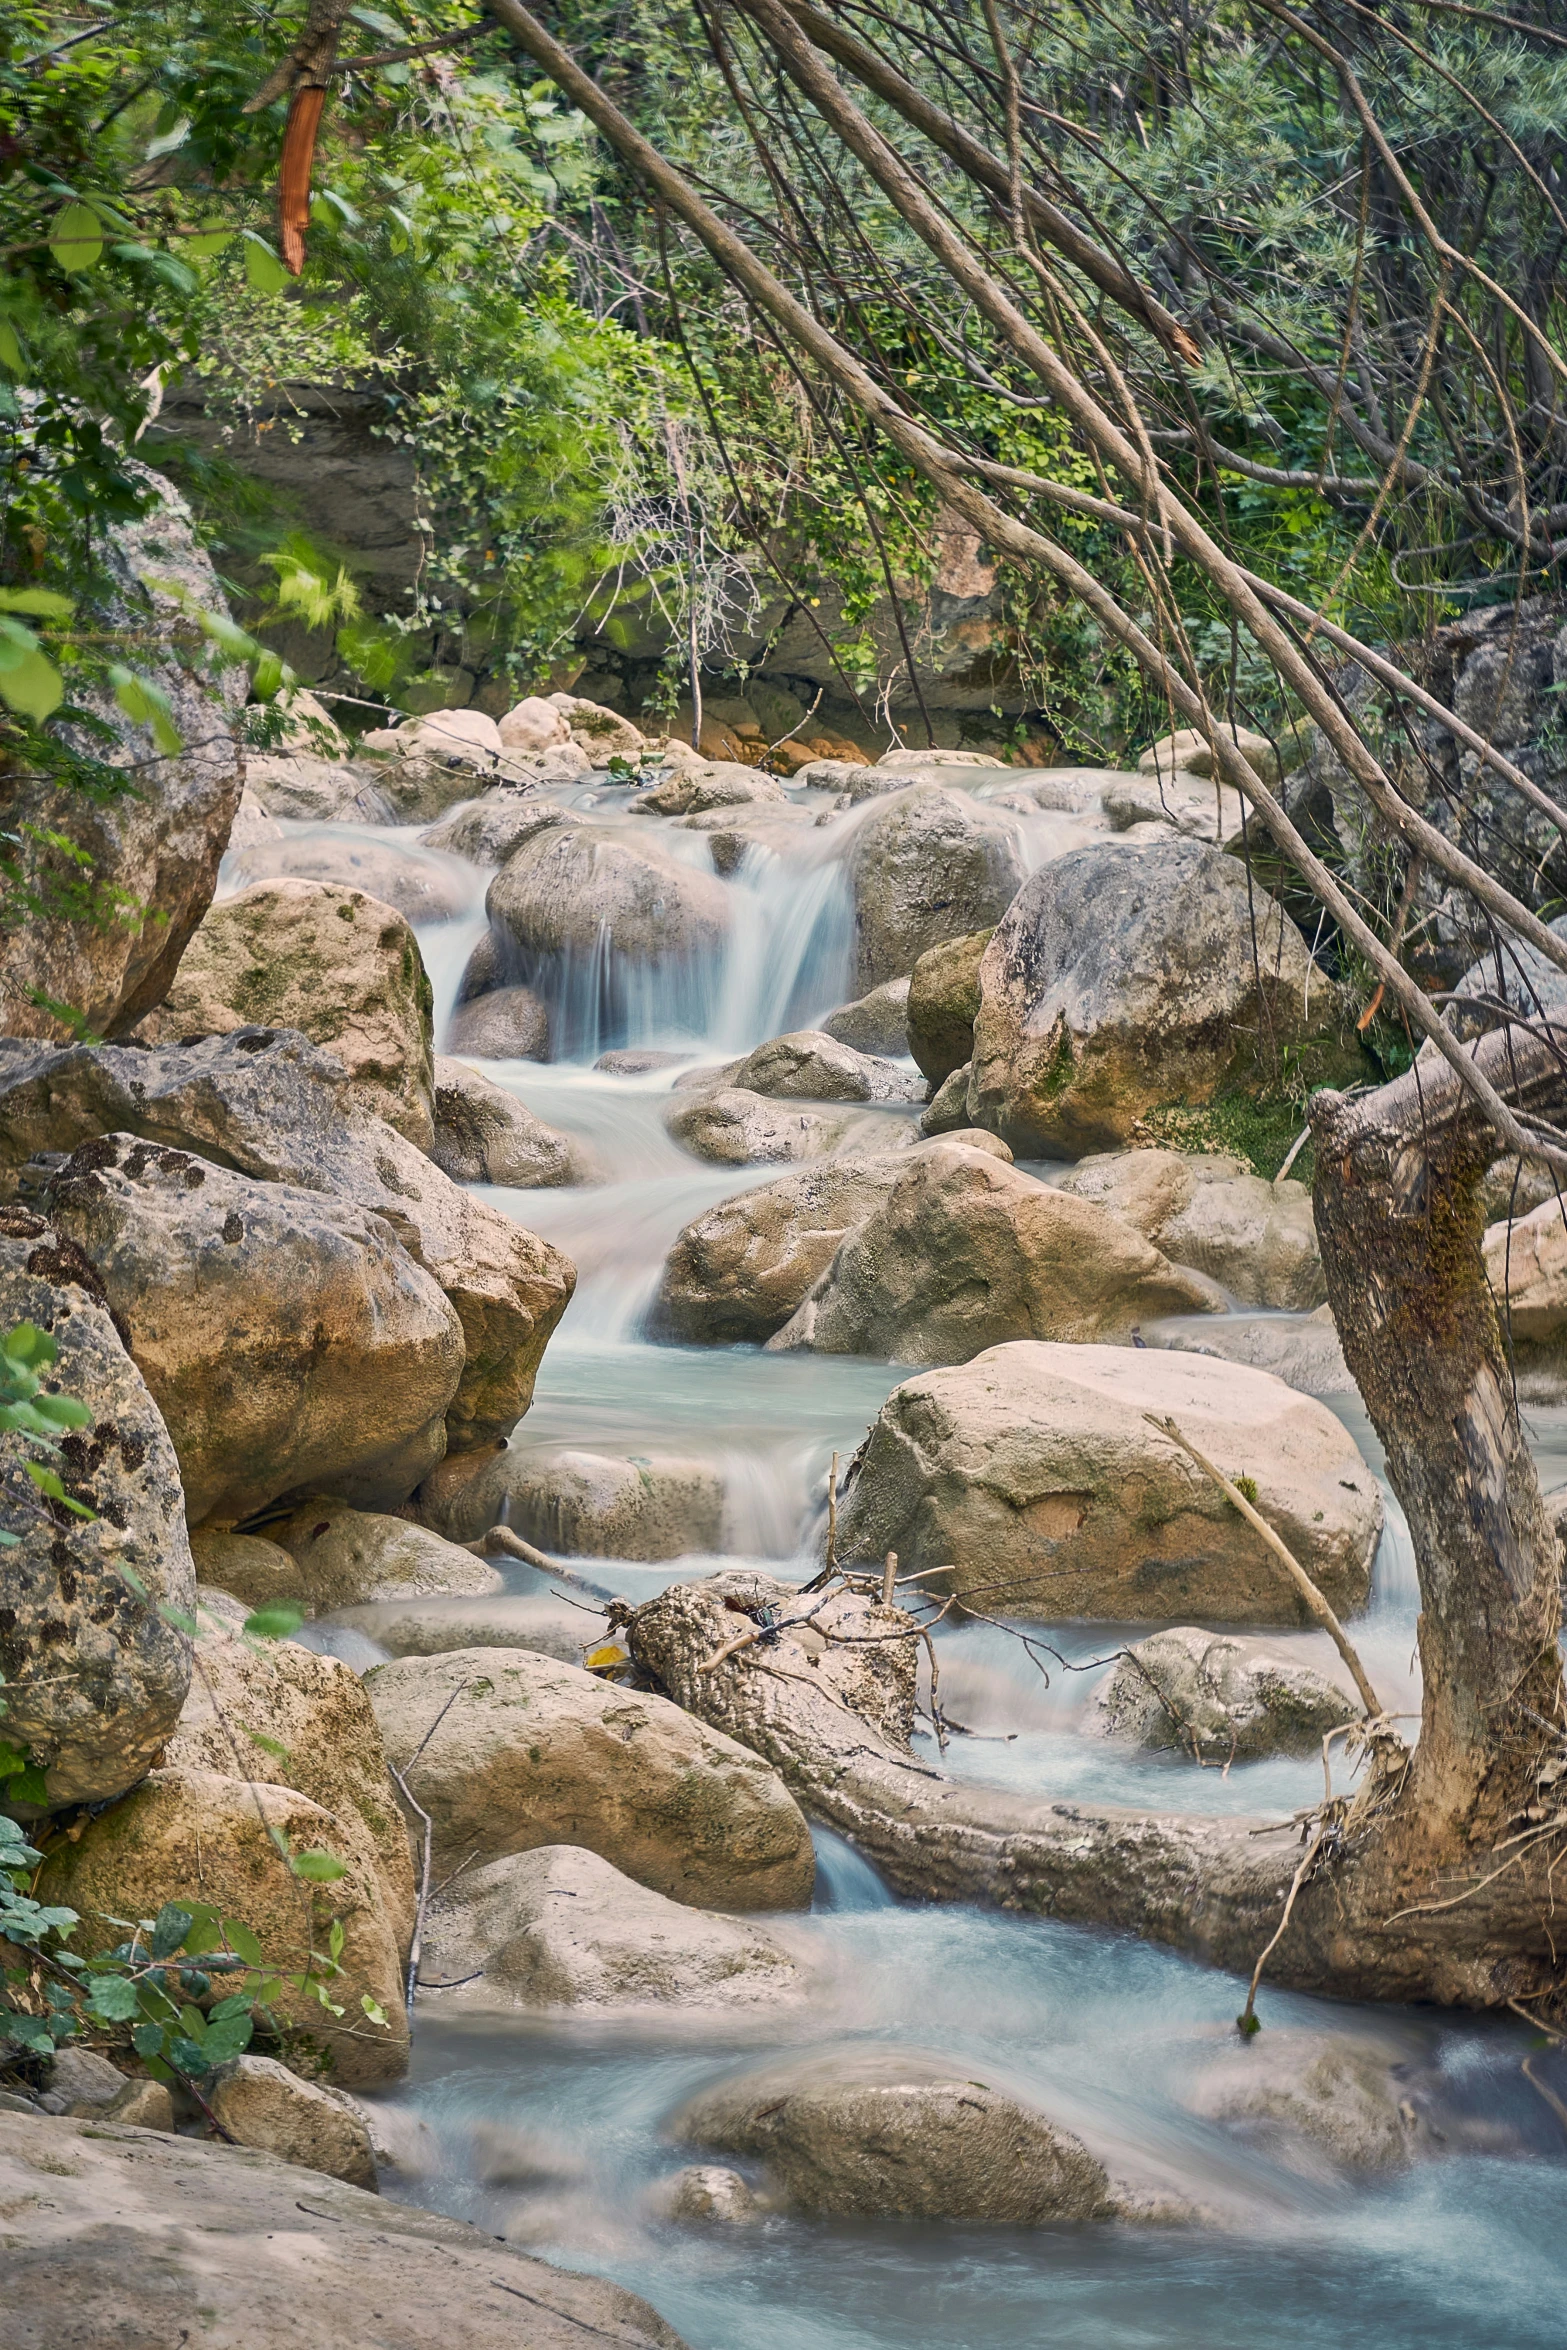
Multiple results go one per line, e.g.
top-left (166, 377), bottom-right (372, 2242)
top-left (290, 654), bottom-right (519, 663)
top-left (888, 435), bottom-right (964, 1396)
top-left (229, 768), bottom-right (1567, 2348)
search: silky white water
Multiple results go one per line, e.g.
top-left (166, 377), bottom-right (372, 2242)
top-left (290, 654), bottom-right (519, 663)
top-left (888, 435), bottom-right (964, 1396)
top-left (256, 769), bottom-right (1567, 2349)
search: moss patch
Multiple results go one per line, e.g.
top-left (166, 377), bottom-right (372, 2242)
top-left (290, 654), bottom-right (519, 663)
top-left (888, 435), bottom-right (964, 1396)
top-left (1131, 1090), bottom-right (1318, 1182)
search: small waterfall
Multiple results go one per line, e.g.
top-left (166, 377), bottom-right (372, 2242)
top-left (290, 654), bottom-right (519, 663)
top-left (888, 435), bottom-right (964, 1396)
top-left (710, 841), bottom-right (859, 1048)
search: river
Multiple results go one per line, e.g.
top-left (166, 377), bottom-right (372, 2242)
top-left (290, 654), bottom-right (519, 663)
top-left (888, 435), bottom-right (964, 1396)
top-left (230, 759), bottom-right (1567, 2350)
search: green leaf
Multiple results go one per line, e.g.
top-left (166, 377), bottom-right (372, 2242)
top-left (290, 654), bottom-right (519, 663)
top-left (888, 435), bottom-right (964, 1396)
top-left (0, 642), bottom-right (64, 723)
top-left (50, 202), bottom-right (103, 273)
top-left (245, 1728), bottom-right (291, 1761)
top-left (109, 666), bottom-right (182, 756)
top-left (130, 2020), bottom-right (165, 2059)
top-left (360, 1993), bottom-right (388, 2027)
top-left (0, 591), bottom-right (73, 623)
top-left (25, 1394), bottom-right (92, 1432)
top-left (177, 2003), bottom-right (208, 2046)
top-left (151, 1902), bottom-right (194, 1959)
top-left (169, 2033), bottom-right (208, 2075)
top-left (291, 1850), bottom-right (348, 1885)
top-left (0, 319), bottom-right (23, 376)
top-left (0, 2010), bottom-right (56, 2052)
top-left (86, 1973), bottom-right (140, 2023)
top-left (188, 226), bottom-right (234, 261)
top-left (243, 235), bottom-right (290, 295)
top-left (24, 1462), bottom-right (94, 1518)
top-left (242, 1603), bottom-right (304, 1643)
top-left (11, 1762), bottom-right (48, 1804)
top-left (200, 2012), bottom-right (253, 2065)
top-left (328, 1919), bottom-right (344, 1963)
top-left (225, 1922), bottom-right (265, 1968)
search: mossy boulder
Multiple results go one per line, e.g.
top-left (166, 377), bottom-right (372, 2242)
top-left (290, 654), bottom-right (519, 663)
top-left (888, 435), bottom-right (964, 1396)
top-left (136, 879), bottom-right (436, 1151)
top-left (968, 839), bottom-right (1361, 1157)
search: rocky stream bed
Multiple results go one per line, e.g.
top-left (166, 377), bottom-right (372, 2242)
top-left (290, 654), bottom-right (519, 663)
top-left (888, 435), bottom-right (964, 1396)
top-left (8, 568), bottom-right (1567, 2348)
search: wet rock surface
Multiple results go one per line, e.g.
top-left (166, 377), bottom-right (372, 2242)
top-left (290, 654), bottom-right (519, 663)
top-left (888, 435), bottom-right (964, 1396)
top-left (835, 1341), bottom-right (1381, 1621)
top-left (416, 1443), bottom-right (724, 1559)
top-left (432, 1057), bottom-right (591, 1186)
top-left (1092, 1626), bottom-right (1359, 1759)
top-left (264, 1499), bottom-right (504, 1608)
top-left (671, 2051), bottom-right (1119, 2222)
top-left (770, 1141), bottom-right (1224, 1364)
top-left (44, 1134), bottom-right (463, 1522)
top-left (365, 1646), bottom-right (816, 1908)
top-left (420, 1843), bottom-right (802, 2009)
top-left (0, 2109), bottom-right (690, 2349)
top-left (207, 2053), bottom-right (378, 2188)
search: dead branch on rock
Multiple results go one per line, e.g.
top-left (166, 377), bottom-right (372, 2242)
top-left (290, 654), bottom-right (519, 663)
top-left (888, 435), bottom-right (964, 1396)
top-left (1145, 1413), bottom-right (1385, 1720)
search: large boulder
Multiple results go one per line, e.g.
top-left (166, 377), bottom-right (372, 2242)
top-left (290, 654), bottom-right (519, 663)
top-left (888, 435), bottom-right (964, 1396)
top-left (655, 1133), bottom-right (1014, 1345)
top-left (847, 787), bottom-right (1025, 988)
top-left (431, 1058), bottom-right (590, 1187)
top-left (207, 2053), bottom-right (376, 2188)
top-left (968, 840), bottom-right (1354, 1156)
top-left (36, 1767), bottom-right (410, 2086)
top-left (0, 2109), bottom-right (689, 2348)
top-left (835, 1342), bottom-right (1382, 1621)
top-left (671, 2052), bottom-right (1117, 2222)
top-left (363, 1647), bottom-right (816, 1907)
top-left (487, 823), bottom-right (731, 966)
top-left (771, 1143), bottom-right (1223, 1365)
top-left (655, 1150), bottom-right (917, 1344)
top-left (170, 1591), bottom-right (416, 1944)
top-left (415, 1445), bottom-right (723, 1560)
top-left (0, 1205), bottom-right (194, 1807)
top-left (728, 1030), bottom-right (923, 1105)
top-left (906, 928), bottom-right (993, 1083)
top-left (1186, 2031), bottom-right (1431, 2173)
top-left (632, 763), bottom-right (785, 815)
top-left (243, 753), bottom-right (393, 825)
top-left (132, 879), bottom-right (437, 1151)
top-left (1091, 1627), bottom-right (1359, 1760)
top-left (264, 1501), bottom-right (503, 1608)
top-left (820, 977), bottom-right (910, 1058)
top-left (419, 1844), bottom-right (801, 2009)
top-left (421, 794), bottom-right (579, 866)
top-left (44, 1135), bottom-right (463, 1524)
top-left (1058, 1148), bottom-right (1325, 1310)
top-left (444, 985), bottom-right (550, 1061)
top-left (664, 1087), bottom-right (866, 1167)
top-left (222, 834), bottom-right (474, 928)
top-left (0, 1031), bottom-right (577, 1452)
top-left (0, 469), bottom-right (245, 1042)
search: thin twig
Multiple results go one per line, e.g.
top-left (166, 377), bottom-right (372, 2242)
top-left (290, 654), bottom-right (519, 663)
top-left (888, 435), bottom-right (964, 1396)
top-left (1144, 1414), bottom-right (1383, 1717)
top-left (1239, 1824), bottom-right (1326, 2032)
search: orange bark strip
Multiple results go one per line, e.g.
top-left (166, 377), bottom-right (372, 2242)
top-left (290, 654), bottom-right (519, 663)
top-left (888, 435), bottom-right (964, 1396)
top-left (279, 84), bottom-right (326, 276)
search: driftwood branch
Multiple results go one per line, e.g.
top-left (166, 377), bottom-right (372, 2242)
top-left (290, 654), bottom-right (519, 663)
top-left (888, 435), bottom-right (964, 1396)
top-left (1144, 1413), bottom-right (1383, 1718)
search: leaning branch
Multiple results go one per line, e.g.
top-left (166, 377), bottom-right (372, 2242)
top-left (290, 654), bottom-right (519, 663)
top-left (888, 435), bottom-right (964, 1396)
top-left (1145, 1413), bottom-right (1384, 1719)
